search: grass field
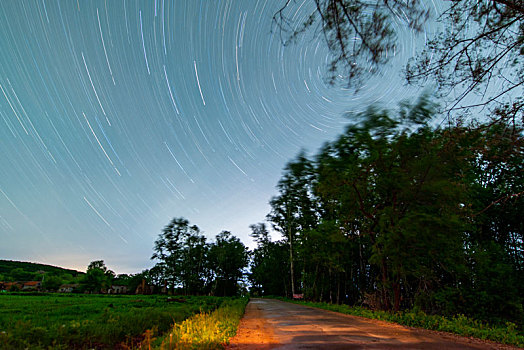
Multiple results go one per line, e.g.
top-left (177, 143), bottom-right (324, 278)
top-left (0, 293), bottom-right (239, 349)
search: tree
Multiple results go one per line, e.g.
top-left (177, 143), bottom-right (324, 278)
top-left (455, 119), bottom-right (524, 322)
top-left (267, 153), bottom-right (317, 297)
top-left (263, 97), bottom-right (471, 310)
top-left (249, 223), bottom-right (271, 246)
top-left (126, 270), bottom-right (153, 294)
top-left (300, 220), bottom-right (348, 303)
top-left (114, 273), bottom-right (131, 286)
top-left (180, 230), bottom-right (208, 295)
top-left (207, 231), bottom-right (249, 296)
top-left (151, 217), bottom-right (208, 294)
top-left (258, 95), bottom-right (522, 321)
top-left (10, 268), bottom-right (33, 281)
top-left (81, 260), bottom-right (115, 293)
top-left (152, 217), bottom-right (189, 291)
top-left (42, 275), bottom-right (63, 291)
top-left (249, 223), bottom-right (291, 296)
top-left (275, 1), bottom-right (523, 118)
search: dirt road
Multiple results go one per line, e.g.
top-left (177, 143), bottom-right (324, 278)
top-left (227, 299), bottom-right (517, 349)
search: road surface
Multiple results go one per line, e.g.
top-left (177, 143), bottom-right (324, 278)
top-left (227, 299), bottom-right (517, 349)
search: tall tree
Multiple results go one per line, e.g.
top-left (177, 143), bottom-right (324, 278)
top-left (207, 231), bottom-right (249, 296)
top-left (259, 97), bottom-right (522, 321)
top-left (454, 120), bottom-right (524, 322)
top-left (268, 153), bottom-right (317, 297)
top-left (81, 260), bottom-right (115, 293)
top-left (180, 230), bottom-right (208, 295)
top-left (249, 223), bottom-right (291, 296)
top-left (151, 217), bottom-right (207, 294)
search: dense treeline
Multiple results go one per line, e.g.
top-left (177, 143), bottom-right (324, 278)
top-left (150, 218), bottom-right (249, 297)
top-left (250, 98), bottom-right (523, 325)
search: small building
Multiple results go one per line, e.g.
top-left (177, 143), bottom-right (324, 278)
top-left (22, 281), bottom-right (41, 291)
top-left (107, 285), bottom-right (128, 294)
top-left (58, 284), bottom-right (79, 293)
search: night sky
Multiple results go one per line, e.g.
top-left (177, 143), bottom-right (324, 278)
top-left (0, 0), bottom-right (441, 273)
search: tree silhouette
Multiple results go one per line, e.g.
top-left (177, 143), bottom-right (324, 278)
top-left (208, 231), bottom-right (249, 296)
top-left (82, 260), bottom-right (114, 293)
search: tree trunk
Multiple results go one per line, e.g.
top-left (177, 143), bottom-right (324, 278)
top-left (381, 258), bottom-right (391, 310)
top-left (312, 263), bottom-right (319, 301)
top-left (336, 272), bottom-right (340, 304)
top-left (320, 273), bottom-right (324, 302)
top-left (289, 231), bottom-right (296, 297)
top-left (329, 268), bottom-right (333, 303)
top-left (359, 236), bottom-right (365, 290)
top-left (393, 280), bottom-right (401, 312)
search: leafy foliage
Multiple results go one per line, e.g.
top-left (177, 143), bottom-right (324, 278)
top-left (261, 96), bottom-right (523, 327)
top-left (80, 260), bottom-right (115, 294)
top-left (0, 260), bottom-right (82, 277)
top-left (208, 232), bottom-right (249, 297)
top-left (249, 223), bottom-right (291, 296)
top-left (151, 218), bottom-right (249, 296)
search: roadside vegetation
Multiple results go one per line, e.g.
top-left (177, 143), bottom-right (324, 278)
top-left (250, 100), bottom-right (523, 331)
top-left (0, 293), bottom-right (238, 349)
top-left (156, 297), bottom-right (248, 349)
top-left (283, 298), bottom-right (524, 347)
top-left (255, 2), bottom-right (523, 341)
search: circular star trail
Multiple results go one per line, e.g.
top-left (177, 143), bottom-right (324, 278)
top-left (0, 0), bottom-right (442, 273)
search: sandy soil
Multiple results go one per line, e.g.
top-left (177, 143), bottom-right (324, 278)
top-left (227, 299), bottom-right (520, 350)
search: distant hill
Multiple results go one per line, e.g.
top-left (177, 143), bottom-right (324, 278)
top-left (0, 260), bottom-right (84, 278)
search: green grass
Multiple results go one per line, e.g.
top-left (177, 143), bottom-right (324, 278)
top-left (0, 293), bottom-right (226, 349)
top-left (157, 297), bottom-right (248, 349)
top-left (281, 298), bottom-right (524, 348)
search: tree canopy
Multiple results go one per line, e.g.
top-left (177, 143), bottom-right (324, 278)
top-left (151, 218), bottom-right (248, 296)
top-left (81, 260), bottom-right (115, 293)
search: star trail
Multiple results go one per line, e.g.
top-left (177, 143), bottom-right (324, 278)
top-left (0, 1), bottom-right (441, 273)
